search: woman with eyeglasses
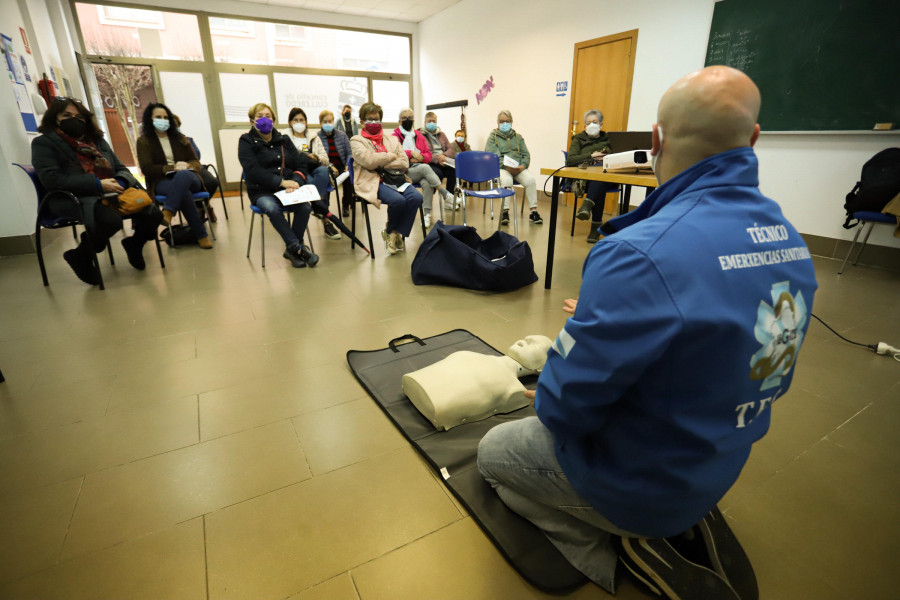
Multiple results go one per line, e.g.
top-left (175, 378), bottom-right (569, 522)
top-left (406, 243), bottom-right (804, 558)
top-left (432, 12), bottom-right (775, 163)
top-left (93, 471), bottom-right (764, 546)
top-left (136, 102), bottom-right (213, 249)
top-left (238, 102), bottom-right (321, 268)
top-left (349, 101), bottom-right (423, 256)
top-left (31, 97), bottom-right (163, 285)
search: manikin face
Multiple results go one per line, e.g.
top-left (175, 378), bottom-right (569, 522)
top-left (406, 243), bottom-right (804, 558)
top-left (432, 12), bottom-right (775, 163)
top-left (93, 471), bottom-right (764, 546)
top-left (506, 335), bottom-right (553, 370)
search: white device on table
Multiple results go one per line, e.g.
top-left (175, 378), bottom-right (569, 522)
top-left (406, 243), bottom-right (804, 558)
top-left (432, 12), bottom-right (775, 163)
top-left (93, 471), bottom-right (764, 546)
top-left (603, 149), bottom-right (652, 171)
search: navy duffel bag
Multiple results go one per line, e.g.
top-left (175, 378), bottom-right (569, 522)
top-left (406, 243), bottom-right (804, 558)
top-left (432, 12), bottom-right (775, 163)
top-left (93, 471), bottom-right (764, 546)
top-left (411, 222), bottom-right (538, 291)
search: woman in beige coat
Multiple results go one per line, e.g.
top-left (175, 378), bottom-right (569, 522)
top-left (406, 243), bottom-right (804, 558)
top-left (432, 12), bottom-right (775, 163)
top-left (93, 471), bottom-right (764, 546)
top-left (350, 102), bottom-right (423, 255)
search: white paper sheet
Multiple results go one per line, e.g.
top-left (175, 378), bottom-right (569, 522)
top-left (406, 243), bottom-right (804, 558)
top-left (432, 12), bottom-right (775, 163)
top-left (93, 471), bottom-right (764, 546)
top-left (502, 155), bottom-right (520, 168)
top-left (276, 184), bottom-right (320, 205)
top-left (335, 171), bottom-right (350, 186)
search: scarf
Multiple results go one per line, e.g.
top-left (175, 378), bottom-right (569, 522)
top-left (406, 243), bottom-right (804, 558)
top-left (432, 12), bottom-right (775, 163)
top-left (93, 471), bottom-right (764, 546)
top-left (57, 129), bottom-right (114, 180)
top-left (398, 126), bottom-right (416, 151)
top-left (361, 128), bottom-right (386, 152)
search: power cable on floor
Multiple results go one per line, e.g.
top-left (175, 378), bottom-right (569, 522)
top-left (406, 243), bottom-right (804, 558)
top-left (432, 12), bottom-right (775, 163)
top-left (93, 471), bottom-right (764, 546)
top-left (811, 313), bottom-right (900, 362)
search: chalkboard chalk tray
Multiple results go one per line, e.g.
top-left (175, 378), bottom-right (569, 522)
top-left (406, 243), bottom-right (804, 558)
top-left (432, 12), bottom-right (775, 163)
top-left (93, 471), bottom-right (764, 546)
top-left (705, 0), bottom-right (900, 131)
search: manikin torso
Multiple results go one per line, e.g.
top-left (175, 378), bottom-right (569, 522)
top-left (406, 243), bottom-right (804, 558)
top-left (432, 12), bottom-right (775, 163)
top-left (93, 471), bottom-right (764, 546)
top-left (401, 336), bottom-right (552, 430)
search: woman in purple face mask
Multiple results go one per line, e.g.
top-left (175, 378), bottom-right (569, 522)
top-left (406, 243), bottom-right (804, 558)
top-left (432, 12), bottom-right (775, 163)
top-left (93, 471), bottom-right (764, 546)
top-left (237, 102), bottom-right (323, 268)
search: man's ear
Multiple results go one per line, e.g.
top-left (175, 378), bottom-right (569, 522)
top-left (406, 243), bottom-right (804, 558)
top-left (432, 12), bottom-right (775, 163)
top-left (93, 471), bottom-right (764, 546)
top-left (651, 123), bottom-right (661, 155)
top-left (750, 123), bottom-right (761, 147)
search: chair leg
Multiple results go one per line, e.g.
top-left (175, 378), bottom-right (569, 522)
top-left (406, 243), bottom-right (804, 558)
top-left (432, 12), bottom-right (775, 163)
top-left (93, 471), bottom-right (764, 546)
top-left (306, 227), bottom-right (315, 254)
top-left (246, 212), bottom-right (255, 259)
top-left (239, 179), bottom-right (245, 211)
top-left (107, 240), bottom-right (115, 266)
top-left (512, 193), bottom-right (519, 239)
top-left (838, 224), bottom-right (864, 274)
top-left (154, 235), bottom-right (165, 269)
top-left (362, 201), bottom-right (375, 260)
top-left (570, 195), bottom-right (578, 237)
top-left (71, 224), bottom-right (78, 240)
top-left (260, 214), bottom-right (266, 268)
top-left (420, 206), bottom-right (427, 238)
top-left (36, 222), bottom-right (49, 287)
top-left (351, 198), bottom-right (358, 250)
top-left (852, 222), bottom-right (876, 267)
top-left (460, 190), bottom-right (467, 227)
top-left (203, 200), bottom-right (216, 241)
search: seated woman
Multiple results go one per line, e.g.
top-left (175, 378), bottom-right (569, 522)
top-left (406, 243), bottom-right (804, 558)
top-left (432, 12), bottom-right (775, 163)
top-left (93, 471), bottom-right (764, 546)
top-left (420, 111), bottom-right (456, 196)
top-left (349, 101), bottom-right (423, 256)
top-left (284, 107), bottom-right (340, 240)
top-left (172, 113), bottom-right (219, 223)
top-left (136, 103), bottom-right (212, 249)
top-left (31, 97), bottom-right (162, 285)
top-left (239, 102), bottom-right (322, 268)
top-left (450, 129), bottom-right (471, 156)
top-left (392, 108), bottom-right (454, 228)
top-left (567, 109), bottom-right (618, 243)
top-left (316, 109), bottom-right (353, 218)
top-left (485, 110), bottom-right (542, 225)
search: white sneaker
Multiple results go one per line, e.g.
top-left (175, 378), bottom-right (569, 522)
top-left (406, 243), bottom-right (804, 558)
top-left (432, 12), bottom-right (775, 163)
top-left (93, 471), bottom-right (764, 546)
top-left (424, 212), bottom-right (432, 228)
top-left (382, 229), bottom-right (398, 255)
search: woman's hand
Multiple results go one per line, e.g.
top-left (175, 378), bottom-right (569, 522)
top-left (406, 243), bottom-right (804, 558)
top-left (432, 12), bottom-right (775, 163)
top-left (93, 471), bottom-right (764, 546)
top-left (563, 298), bottom-right (578, 314)
top-left (410, 151), bottom-right (424, 163)
top-left (306, 153), bottom-right (320, 163)
top-left (100, 178), bottom-right (124, 193)
top-left (590, 151), bottom-right (607, 159)
top-left (174, 161), bottom-right (190, 171)
top-left (505, 165), bottom-right (524, 176)
top-left (524, 389), bottom-right (536, 405)
top-left (436, 154), bottom-right (446, 165)
top-left (281, 179), bottom-right (300, 192)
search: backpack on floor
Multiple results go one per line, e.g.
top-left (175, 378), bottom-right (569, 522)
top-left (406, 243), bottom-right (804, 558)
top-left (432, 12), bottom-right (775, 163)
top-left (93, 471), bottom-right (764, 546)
top-left (411, 222), bottom-right (538, 292)
top-left (159, 224), bottom-right (198, 247)
top-left (843, 148), bottom-right (900, 229)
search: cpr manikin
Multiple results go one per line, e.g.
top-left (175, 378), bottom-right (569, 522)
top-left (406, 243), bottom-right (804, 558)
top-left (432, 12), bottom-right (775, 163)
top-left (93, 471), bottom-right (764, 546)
top-left (401, 335), bottom-right (553, 431)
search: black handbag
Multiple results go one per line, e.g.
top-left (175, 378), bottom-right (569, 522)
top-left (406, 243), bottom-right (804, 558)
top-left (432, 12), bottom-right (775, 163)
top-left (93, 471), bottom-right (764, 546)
top-left (411, 222), bottom-right (538, 292)
top-left (378, 168), bottom-right (407, 187)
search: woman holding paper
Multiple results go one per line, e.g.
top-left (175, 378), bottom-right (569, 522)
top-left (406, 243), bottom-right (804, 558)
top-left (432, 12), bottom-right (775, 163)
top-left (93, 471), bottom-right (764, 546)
top-left (420, 111), bottom-right (456, 195)
top-left (485, 109), bottom-right (541, 225)
top-left (315, 109), bottom-right (354, 218)
top-left (350, 101), bottom-right (423, 256)
top-left (136, 102), bottom-right (213, 248)
top-left (238, 102), bottom-right (321, 268)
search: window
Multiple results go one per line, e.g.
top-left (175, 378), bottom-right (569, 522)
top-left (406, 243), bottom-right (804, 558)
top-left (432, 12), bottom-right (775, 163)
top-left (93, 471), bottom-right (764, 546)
top-left (76, 3), bottom-right (203, 61)
top-left (274, 24), bottom-right (310, 46)
top-left (219, 73), bottom-right (271, 122)
top-left (274, 73), bottom-right (368, 125)
top-left (209, 18), bottom-right (255, 37)
top-left (372, 80), bottom-right (411, 124)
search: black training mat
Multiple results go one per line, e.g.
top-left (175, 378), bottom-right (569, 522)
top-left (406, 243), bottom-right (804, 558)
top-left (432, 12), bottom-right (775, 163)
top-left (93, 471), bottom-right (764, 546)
top-left (346, 329), bottom-right (587, 593)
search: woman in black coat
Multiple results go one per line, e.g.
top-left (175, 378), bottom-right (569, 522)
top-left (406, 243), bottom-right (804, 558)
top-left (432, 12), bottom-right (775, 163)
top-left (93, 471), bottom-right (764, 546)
top-left (31, 98), bottom-right (162, 285)
top-left (238, 102), bottom-right (323, 268)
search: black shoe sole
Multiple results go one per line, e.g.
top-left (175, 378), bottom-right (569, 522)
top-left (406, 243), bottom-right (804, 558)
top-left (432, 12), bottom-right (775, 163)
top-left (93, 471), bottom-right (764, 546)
top-left (121, 238), bottom-right (146, 270)
top-left (698, 508), bottom-right (759, 600)
top-left (619, 537), bottom-right (740, 600)
top-left (63, 249), bottom-right (100, 285)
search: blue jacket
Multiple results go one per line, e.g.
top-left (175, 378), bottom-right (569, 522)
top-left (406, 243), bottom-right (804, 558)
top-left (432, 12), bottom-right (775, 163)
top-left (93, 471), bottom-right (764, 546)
top-left (536, 147), bottom-right (818, 537)
top-left (316, 128), bottom-right (352, 169)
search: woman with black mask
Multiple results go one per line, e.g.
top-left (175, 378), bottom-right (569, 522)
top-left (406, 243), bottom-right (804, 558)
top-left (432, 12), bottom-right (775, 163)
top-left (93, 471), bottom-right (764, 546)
top-left (31, 97), bottom-right (163, 285)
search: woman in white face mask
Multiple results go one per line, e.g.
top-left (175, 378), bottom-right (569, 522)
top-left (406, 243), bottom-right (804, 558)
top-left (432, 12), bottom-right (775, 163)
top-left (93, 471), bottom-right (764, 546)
top-left (565, 109), bottom-right (619, 243)
top-left (285, 107), bottom-right (341, 239)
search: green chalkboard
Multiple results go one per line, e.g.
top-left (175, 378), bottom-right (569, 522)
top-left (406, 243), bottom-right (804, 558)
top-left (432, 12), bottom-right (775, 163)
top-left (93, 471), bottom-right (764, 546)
top-left (705, 0), bottom-right (900, 131)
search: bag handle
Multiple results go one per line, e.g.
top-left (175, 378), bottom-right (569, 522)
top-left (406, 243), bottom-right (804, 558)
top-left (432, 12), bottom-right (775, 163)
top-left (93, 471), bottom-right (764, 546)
top-left (388, 334), bottom-right (426, 353)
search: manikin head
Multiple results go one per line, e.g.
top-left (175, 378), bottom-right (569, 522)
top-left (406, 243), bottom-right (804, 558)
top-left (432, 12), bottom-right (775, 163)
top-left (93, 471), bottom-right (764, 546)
top-left (651, 65), bottom-right (761, 185)
top-left (506, 335), bottom-right (553, 371)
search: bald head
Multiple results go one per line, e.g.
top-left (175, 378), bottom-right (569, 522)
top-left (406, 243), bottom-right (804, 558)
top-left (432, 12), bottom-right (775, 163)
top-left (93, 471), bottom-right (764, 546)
top-left (653, 66), bottom-right (761, 183)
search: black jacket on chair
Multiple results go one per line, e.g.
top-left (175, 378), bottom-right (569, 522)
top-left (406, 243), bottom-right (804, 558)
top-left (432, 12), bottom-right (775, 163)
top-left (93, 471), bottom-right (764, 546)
top-left (31, 131), bottom-right (137, 229)
top-left (237, 128), bottom-right (318, 204)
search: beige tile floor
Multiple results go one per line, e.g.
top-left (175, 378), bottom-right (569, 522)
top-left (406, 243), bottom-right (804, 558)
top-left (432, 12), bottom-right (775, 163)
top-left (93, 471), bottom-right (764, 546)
top-left (0, 194), bottom-right (898, 600)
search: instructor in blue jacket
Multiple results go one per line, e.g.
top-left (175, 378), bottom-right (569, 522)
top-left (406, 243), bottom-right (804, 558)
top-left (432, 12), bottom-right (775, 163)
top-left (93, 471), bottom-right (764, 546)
top-left (477, 66), bottom-right (817, 600)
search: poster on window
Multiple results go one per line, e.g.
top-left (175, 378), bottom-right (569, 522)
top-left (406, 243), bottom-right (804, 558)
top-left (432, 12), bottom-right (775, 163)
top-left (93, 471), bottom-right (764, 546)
top-left (273, 73), bottom-right (367, 126)
top-left (2, 32), bottom-right (37, 132)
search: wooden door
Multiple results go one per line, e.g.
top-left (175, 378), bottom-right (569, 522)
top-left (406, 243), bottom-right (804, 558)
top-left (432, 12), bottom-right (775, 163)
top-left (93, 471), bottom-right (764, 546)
top-left (567, 31), bottom-right (638, 213)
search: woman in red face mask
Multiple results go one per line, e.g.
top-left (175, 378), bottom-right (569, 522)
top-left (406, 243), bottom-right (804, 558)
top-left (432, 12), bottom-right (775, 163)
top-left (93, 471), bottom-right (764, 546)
top-left (348, 102), bottom-right (423, 256)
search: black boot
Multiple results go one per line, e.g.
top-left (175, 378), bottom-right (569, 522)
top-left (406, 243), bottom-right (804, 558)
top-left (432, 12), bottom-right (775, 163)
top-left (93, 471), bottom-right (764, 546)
top-left (576, 198), bottom-right (594, 221)
top-left (121, 236), bottom-right (147, 270)
top-left (64, 235), bottom-right (100, 285)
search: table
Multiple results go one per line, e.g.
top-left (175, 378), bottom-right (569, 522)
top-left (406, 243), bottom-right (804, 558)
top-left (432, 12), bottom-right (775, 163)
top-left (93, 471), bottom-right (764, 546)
top-left (539, 167), bottom-right (658, 289)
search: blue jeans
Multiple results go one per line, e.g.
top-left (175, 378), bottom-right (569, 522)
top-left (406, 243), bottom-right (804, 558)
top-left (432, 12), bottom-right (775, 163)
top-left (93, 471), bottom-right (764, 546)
top-left (378, 183), bottom-right (423, 237)
top-left (253, 195), bottom-right (312, 252)
top-left (586, 181), bottom-right (620, 220)
top-left (309, 165), bottom-right (332, 211)
top-left (155, 170), bottom-right (208, 238)
top-left (477, 417), bottom-right (637, 593)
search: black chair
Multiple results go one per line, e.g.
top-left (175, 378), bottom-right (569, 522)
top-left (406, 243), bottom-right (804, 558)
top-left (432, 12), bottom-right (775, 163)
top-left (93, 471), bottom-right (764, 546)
top-left (346, 158), bottom-right (427, 260)
top-left (202, 163), bottom-right (229, 220)
top-left (13, 163), bottom-right (165, 290)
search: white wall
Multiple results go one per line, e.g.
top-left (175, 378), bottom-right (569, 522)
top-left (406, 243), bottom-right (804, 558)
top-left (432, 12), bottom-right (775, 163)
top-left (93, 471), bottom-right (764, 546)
top-left (418, 0), bottom-right (900, 248)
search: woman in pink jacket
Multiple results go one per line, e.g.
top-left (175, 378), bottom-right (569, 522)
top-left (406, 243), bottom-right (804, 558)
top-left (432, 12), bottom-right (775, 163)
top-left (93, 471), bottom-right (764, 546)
top-left (350, 102), bottom-right (423, 255)
top-left (393, 108), bottom-right (454, 228)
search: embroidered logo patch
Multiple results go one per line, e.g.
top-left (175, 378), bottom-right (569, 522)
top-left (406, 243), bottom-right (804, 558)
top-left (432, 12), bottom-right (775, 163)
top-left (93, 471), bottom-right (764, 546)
top-left (749, 281), bottom-right (808, 391)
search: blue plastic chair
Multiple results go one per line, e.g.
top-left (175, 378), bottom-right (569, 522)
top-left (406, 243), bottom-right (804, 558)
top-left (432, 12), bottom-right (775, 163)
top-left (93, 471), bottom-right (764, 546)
top-left (155, 189), bottom-right (215, 244)
top-left (13, 163), bottom-right (165, 290)
top-left (455, 151), bottom-right (519, 237)
top-left (243, 172), bottom-right (316, 268)
top-left (838, 210), bottom-right (896, 274)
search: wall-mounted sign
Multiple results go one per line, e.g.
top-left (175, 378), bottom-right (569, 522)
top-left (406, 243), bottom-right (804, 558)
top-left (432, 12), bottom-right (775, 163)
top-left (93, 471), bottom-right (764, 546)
top-left (556, 81), bottom-right (568, 97)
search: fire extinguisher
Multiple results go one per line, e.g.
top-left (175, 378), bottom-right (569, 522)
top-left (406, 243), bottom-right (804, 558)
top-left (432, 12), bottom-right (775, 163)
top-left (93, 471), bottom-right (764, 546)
top-left (37, 72), bottom-right (57, 105)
